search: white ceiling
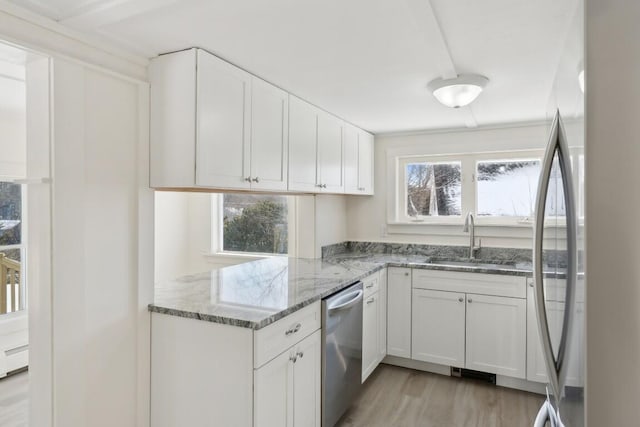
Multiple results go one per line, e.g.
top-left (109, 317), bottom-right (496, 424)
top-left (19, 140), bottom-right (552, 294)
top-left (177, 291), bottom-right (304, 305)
top-left (7, 0), bottom-right (581, 133)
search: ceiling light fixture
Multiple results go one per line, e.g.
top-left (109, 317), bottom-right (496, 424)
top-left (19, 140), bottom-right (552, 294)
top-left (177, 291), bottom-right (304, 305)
top-left (427, 74), bottom-right (489, 108)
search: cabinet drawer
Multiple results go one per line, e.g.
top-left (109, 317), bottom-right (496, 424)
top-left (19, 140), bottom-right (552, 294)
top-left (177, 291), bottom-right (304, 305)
top-left (254, 301), bottom-right (321, 368)
top-left (412, 269), bottom-right (526, 299)
top-left (362, 272), bottom-right (379, 298)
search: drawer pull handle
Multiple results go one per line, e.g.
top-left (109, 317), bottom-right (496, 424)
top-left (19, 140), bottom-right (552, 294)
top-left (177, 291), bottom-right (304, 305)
top-left (286, 323), bottom-right (302, 336)
top-left (366, 284), bottom-right (374, 288)
top-left (367, 297), bottom-right (375, 304)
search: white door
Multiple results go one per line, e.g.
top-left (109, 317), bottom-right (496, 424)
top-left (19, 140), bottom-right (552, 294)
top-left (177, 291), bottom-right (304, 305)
top-left (292, 330), bottom-right (321, 427)
top-left (387, 267), bottom-right (411, 358)
top-left (362, 292), bottom-right (379, 382)
top-left (254, 347), bottom-right (294, 427)
top-left (466, 293), bottom-right (526, 378)
top-left (411, 289), bottom-right (465, 368)
top-left (377, 269), bottom-right (387, 363)
top-left (288, 96), bottom-right (319, 192)
top-left (317, 112), bottom-right (344, 193)
top-left (250, 77), bottom-right (289, 191)
top-left (196, 50), bottom-right (251, 189)
top-left (357, 130), bottom-right (374, 194)
top-left (343, 123), bottom-right (359, 194)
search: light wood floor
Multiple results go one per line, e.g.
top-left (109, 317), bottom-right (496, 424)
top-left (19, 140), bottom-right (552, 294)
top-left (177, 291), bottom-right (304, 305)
top-left (0, 370), bottom-right (28, 427)
top-left (336, 364), bottom-right (544, 427)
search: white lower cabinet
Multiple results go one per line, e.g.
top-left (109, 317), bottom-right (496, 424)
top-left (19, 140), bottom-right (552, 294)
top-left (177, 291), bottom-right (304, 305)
top-left (362, 269), bottom-right (388, 382)
top-left (465, 293), bottom-right (526, 379)
top-left (411, 289), bottom-right (465, 368)
top-left (387, 267), bottom-right (412, 358)
top-left (255, 330), bottom-right (321, 427)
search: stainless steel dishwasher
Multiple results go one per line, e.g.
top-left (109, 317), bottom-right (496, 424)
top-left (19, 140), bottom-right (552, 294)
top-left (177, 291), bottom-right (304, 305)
top-left (321, 281), bottom-right (364, 427)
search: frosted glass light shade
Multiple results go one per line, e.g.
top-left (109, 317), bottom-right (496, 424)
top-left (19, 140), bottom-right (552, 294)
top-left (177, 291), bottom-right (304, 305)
top-left (428, 75), bottom-right (489, 108)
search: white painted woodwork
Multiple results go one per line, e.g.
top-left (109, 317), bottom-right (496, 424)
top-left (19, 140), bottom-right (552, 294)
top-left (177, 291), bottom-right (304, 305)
top-left (526, 284), bottom-right (584, 386)
top-left (362, 291), bottom-right (379, 382)
top-left (412, 269), bottom-right (526, 299)
top-left (196, 48), bottom-right (251, 189)
top-left (151, 313), bottom-right (254, 427)
top-left (288, 96), bottom-right (319, 192)
top-left (250, 77), bottom-right (289, 191)
top-left (149, 48), bottom-right (197, 188)
top-left (377, 269), bottom-right (387, 362)
top-left (292, 330), bottom-right (321, 427)
top-left (357, 130), bottom-right (374, 194)
top-left (317, 112), bottom-right (344, 193)
top-left (254, 329), bottom-right (321, 427)
top-left (386, 267), bottom-right (412, 358)
top-left (51, 59), bottom-right (148, 427)
top-left (465, 293), bottom-right (526, 379)
top-left (0, 313), bottom-right (28, 377)
top-left (411, 289), bottom-right (466, 368)
top-left (254, 301), bottom-right (321, 369)
top-left (254, 345), bottom-right (293, 427)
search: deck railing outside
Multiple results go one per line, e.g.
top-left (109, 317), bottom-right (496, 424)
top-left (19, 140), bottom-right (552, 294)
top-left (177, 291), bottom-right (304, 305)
top-left (0, 252), bottom-right (21, 314)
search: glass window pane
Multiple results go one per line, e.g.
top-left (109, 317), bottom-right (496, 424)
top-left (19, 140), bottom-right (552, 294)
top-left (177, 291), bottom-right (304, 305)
top-left (406, 162), bottom-right (461, 217)
top-left (477, 160), bottom-right (541, 217)
top-left (222, 194), bottom-right (288, 254)
top-left (0, 182), bottom-right (21, 246)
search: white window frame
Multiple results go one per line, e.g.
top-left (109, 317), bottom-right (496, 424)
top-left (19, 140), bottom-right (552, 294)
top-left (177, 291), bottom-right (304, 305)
top-left (390, 149), bottom-right (546, 227)
top-left (0, 180), bottom-right (27, 316)
top-left (211, 194), bottom-right (296, 258)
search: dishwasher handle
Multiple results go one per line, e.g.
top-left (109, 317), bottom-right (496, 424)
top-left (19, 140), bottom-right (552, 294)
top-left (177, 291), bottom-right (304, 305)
top-left (327, 289), bottom-right (363, 314)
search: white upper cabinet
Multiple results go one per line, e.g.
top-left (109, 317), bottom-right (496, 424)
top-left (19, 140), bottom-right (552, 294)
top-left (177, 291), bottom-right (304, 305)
top-left (150, 48), bottom-right (288, 191)
top-left (196, 49), bottom-right (252, 189)
top-left (344, 123), bottom-right (374, 195)
top-left (288, 96), bottom-right (345, 193)
top-left (288, 96), bottom-right (320, 192)
top-left (250, 77), bottom-right (289, 191)
top-left (150, 48), bottom-right (372, 195)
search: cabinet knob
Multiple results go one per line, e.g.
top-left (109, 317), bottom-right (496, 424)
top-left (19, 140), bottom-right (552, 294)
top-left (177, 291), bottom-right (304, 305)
top-left (289, 355), bottom-right (297, 363)
top-left (252, 177), bottom-right (259, 183)
top-left (458, 297), bottom-right (464, 303)
top-left (285, 323), bottom-right (302, 336)
top-left (316, 183), bottom-right (323, 188)
top-left (468, 298), bottom-right (473, 303)
top-left (244, 177), bottom-right (251, 182)
top-left (322, 184), bottom-right (327, 188)
top-left (529, 281), bottom-right (534, 288)
top-left (296, 351), bottom-right (304, 359)
top-left (404, 272), bottom-right (409, 276)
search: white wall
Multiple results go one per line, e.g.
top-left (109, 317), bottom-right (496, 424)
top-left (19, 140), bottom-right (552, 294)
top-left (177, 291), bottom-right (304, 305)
top-left (346, 123), bottom-right (555, 248)
top-left (315, 194), bottom-right (348, 256)
top-left (585, 1), bottom-right (640, 425)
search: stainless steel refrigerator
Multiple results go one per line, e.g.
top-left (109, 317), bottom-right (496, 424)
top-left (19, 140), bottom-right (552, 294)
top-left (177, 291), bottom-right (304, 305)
top-left (532, 3), bottom-right (585, 425)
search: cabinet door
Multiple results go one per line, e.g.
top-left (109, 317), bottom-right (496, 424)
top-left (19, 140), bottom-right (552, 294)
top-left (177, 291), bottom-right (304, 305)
top-left (362, 292), bottom-right (379, 382)
top-left (357, 130), bottom-right (374, 194)
top-left (343, 123), bottom-right (359, 194)
top-left (377, 269), bottom-right (387, 363)
top-left (466, 294), bottom-right (526, 378)
top-left (293, 330), bottom-right (321, 427)
top-left (412, 289), bottom-right (465, 367)
top-left (288, 96), bottom-right (319, 192)
top-left (254, 348), bottom-right (294, 427)
top-left (317, 112), bottom-right (344, 193)
top-left (387, 267), bottom-right (412, 358)
top-left (250, 77), bottom-right (289, 191)
top-left (196, 49), bottom-right (251, 189)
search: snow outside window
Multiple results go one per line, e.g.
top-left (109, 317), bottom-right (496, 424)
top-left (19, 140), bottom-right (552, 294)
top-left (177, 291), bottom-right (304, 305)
top-left (405, 162), bottom-right (462, 218)
top-left (476, 159), bottom-right (541, 218)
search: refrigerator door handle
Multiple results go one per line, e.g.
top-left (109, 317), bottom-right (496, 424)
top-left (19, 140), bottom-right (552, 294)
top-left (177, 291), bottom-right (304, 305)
top-left (534, 400), bottom-right (559, 427)
top-left (533, 110), bottom-right (578, 399)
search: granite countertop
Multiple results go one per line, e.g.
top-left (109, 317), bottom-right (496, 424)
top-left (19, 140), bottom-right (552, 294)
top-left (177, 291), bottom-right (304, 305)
top-left (149, 253), bottom-right (535, 330)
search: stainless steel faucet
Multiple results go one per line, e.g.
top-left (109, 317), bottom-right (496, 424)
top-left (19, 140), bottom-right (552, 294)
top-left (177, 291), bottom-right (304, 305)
top-left (463, 212), bottom-right (481, 260)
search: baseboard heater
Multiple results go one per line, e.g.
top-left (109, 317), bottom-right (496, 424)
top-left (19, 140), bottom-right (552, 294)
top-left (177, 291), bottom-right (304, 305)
top-left (451, 367), bottom-right (496, 385)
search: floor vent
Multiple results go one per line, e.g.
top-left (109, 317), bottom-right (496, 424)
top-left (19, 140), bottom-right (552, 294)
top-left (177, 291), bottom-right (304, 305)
top-left (450, 367), bottom-right (496, 385)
